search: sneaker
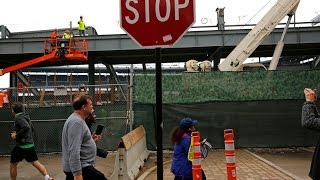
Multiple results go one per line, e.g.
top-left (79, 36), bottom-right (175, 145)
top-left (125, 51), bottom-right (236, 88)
top-left (45, 176), bottom-right (54, 180)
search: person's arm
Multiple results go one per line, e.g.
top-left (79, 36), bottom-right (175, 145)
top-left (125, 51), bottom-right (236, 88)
top-left (302, 102), bottom-right (320, 129)
top-left (302, 88), bottom-right (320, 130)
top-left (67, 122), bottom-right (84, 176)
top-left (183, 136), bottom-right (191, 153)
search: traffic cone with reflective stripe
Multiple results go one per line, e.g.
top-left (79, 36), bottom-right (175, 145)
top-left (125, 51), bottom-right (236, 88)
top-left (224, 129), bottom-right (236, 180)
top-left (191, 131), bottom-right (202, 180)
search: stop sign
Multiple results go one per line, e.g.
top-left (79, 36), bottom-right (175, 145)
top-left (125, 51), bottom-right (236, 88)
top-left (120, 0), bottom-right (195, 47)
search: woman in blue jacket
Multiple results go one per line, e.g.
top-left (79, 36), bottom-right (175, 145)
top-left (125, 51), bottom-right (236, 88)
top-left (170, 117), bottom-right (206, 180)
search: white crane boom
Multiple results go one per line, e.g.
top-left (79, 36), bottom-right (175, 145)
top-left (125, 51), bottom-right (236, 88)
top-left (218, 0), bottom-right (300, 71)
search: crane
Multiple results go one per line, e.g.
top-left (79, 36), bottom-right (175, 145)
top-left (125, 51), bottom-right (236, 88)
top-left (218, 0), bottom-right (300, 71)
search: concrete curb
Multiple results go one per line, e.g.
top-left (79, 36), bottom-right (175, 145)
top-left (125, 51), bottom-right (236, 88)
top-left (301, 147), bottom-right (314, 153)
top-left (244, 149), bottom-right (303, 180)
top-left (137, 160), bottom-right (172, 180)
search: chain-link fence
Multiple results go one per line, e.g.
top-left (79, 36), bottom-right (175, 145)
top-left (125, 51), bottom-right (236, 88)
top-left (2, 69), bottom-right (319, 154)
top-left (0, 83), bottom-right (131, 154)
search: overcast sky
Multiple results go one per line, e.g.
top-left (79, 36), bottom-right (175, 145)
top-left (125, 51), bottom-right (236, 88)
top-left (0, 0), bottom-right (319, 87)
top-left (1, 0), bottom-right (319, 34)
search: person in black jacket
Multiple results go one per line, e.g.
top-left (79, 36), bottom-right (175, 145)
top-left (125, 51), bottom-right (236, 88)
top-left (85, 110), bottom-right (108, 158)
top-left (10, 102), bottom-right (53, 180)
top-left (302, 88), bottom-right (320, 180)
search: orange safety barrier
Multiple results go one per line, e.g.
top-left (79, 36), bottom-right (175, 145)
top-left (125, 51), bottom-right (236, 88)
top-left (191, 131), bottom-right (202, 180)
top-left (224, 129), bottom-right (236, 180)
top-left (0, 90), bottom-right (9, 108)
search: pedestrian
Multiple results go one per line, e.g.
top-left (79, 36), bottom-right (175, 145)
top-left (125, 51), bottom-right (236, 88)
top-left (10, 102), bottom-right (53, 180)
top-left (85, 109), bottom-right (109, 158)
top-left (302, 88), bottom-right (320, 180)
top-left (62, 95), bottom-right (107, 180)
top-left (170, 117), bottom-right (206, 180)
top-left (78, 16), bottom-right (86, 36)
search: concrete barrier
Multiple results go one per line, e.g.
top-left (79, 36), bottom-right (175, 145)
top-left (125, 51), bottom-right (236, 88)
top-left (109, 125), bottom-right (149, 180)
top-left (109, 151), bottom-right (120, 180)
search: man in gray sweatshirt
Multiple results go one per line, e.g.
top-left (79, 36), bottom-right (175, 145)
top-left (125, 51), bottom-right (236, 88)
top-left (62, 95), bottom-right (107, 180)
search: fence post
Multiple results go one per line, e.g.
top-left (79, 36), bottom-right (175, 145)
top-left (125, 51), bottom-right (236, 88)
top-left (191, 131), bottom-right (202, 180)
top-left (224, 129), bottom-right (236, 180)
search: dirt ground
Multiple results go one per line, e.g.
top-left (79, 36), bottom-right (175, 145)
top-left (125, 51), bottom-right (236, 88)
top-left (0, 147), bottom-right (314, 180)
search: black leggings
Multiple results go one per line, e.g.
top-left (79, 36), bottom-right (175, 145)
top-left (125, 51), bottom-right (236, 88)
top-left (64, 166), bottom-right (107, 180)
top-left (174, 170), bottom-right (206, 180)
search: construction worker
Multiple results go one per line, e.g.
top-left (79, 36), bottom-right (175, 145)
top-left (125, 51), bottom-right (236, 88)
top-left (57, 30), bottom-right (73, 57)
top-left (50, 29), bottom-right (58, 41)
top-left (62, 30), bottom-right (73, 39)
top-left (50, 29), bottom-right (59, 49)
top-left (78, 16), bottom-right (86, 36)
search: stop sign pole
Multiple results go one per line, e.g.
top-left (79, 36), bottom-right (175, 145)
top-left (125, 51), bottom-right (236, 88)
top-left (121, 0), bottom-right (195, 179)
top-left (155, 47), bottom-right (163, 180)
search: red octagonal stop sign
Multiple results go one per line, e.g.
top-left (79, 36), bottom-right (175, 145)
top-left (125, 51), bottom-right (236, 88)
top-left (120, 0), bottom-right (195, 47)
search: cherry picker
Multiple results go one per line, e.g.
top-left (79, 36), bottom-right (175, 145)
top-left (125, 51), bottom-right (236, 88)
top-left (0, 34), bottom-right (88, 75)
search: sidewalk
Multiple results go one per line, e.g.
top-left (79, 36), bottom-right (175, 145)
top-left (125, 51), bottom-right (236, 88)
top-left (0, 148), bottom-right (311, 180)
top-left (140, 149), bottom-right (305, 180)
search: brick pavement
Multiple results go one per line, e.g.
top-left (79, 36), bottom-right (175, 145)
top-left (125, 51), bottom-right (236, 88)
top-left (143, 149), bottom-right (297, 180)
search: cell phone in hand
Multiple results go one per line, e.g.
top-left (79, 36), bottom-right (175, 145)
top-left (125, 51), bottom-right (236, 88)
top-left (95, 124), bottom-right (104, 135)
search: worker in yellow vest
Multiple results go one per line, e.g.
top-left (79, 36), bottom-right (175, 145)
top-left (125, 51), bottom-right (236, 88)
top-left (62, 30), bottom-right (73, 39)
top-left (59, 30), bottom-right (73, 56)
top-left (78, 16), bottom-right (86, 36)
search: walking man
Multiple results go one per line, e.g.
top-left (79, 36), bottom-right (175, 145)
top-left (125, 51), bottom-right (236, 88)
top-left (10, 102), bottom-right (53, 180)
top-left (62, 95), bottom-right (107, 180)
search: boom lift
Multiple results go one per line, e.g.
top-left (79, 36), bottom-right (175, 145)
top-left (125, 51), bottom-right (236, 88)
top-left (218, 0), bottom-right (300, 71)
top-left (0, 35), bottom-right (88, 75)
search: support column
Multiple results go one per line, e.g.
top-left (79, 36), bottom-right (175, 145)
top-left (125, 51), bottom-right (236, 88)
top-left (10, 72), bottom-right (18, 103)
top-left (0, 25), bottom-right (6, 38)
top-left (0, 25), bottom-right (10, 38)
top-left (216, 8), bottom-right (225, 30)
top-left (88, 60), bottom-right (96, 105)
top-left (213, 49), bottom-right (222, 71)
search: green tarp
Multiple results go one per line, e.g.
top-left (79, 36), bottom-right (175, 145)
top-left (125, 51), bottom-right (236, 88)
top-left (134, 70), bottom-right (320, 103)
